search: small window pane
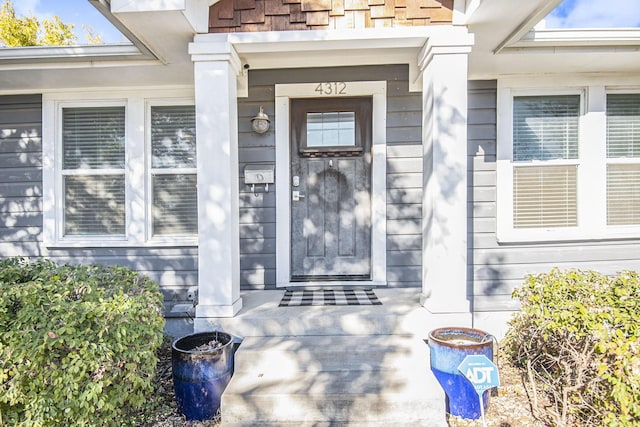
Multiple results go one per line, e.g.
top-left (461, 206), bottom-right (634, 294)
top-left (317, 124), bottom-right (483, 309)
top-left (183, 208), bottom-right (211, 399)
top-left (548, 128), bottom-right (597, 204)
top-left (151, 105), bottom-right (196, 169)
top-left (607, 94), bottom-right (640, 158)
top-left (513, 165), bottom-right (577, 228)
top-left (307, 112), bottom-right (355, 147)
top-left (64, 175), bottom-right (125, 235)
top-left (63, 107), bottom-right (125, 169)
top-left (513, 95), bottom-right (579, 161)
top-left (152, 174), bottom-right (197, 235)
top-left (607, 164), bottom-right (640, 225)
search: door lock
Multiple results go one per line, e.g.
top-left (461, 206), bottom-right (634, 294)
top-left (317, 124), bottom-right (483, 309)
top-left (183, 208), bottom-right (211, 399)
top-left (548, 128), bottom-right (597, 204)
top-left (292, 190), bottom-right (305, 201)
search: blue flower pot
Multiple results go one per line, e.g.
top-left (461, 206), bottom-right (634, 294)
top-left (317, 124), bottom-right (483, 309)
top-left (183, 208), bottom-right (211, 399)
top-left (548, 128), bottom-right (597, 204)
top-left (172, 331), bottom-right (234, 421)
top-left (428, 327), bottom-right (494, 420)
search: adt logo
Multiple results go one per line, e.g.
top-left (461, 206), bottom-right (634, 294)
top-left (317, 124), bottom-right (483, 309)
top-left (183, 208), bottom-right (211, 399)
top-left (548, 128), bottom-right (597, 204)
top-left (458, 355), bottom-right (500, 392)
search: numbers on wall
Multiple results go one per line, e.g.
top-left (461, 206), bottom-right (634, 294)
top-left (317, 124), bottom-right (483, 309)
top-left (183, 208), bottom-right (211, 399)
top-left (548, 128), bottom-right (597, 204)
top-left (315, 82), bottom-right (347, 96)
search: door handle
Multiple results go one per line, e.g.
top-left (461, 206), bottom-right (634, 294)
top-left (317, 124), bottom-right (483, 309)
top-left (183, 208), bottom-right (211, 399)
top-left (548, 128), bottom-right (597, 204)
top-left (292, 191), bottom-right (305, 201)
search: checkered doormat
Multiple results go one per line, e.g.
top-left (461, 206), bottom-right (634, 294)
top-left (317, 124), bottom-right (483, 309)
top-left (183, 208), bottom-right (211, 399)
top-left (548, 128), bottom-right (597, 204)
top-left (279, 289), bottom-right (382, 307)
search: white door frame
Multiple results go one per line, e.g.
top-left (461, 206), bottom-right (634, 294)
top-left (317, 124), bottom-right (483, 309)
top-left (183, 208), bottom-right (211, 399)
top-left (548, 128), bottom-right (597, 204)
top-left (275, 81), bottom-right (387, 288)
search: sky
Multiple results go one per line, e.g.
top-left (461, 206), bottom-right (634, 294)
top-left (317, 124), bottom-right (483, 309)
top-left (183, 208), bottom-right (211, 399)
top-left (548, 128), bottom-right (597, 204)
top-left (546, 0), bottom-right (640, 28)
top-left (12, 0), bottom-right (127, 44)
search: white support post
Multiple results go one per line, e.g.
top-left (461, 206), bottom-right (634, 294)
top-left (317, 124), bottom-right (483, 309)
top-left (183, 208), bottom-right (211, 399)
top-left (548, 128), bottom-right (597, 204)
top-left (190, 41), bottom-right (243, 321)
top-left (420, 34), bottom-right (473, 316)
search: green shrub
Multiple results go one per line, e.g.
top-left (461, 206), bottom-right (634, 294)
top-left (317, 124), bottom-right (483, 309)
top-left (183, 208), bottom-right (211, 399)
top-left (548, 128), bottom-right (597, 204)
top-left (0, 258), bottom-right (165, 427)
top-left (505, 268), bottom-right (640, 427)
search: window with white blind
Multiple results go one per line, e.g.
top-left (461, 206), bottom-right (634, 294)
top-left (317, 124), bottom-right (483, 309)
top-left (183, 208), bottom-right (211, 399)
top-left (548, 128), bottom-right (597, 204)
top-left (150, 105), bottom-right (197, 236)
top-left (512, 95), bottom-right (580, 229)
top-left (44, 93), bottom-right (197, 247)
top-left (498, 84), bottom-right (640, 242)
top-left (606, 94), bottom-right (640, 226)
top-left (62, 106), bottom-right (126, 236)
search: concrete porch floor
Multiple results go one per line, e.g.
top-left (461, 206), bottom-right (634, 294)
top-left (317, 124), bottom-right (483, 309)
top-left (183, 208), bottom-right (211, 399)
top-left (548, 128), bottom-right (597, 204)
top-left (193, 288), bottom-right (474, 338)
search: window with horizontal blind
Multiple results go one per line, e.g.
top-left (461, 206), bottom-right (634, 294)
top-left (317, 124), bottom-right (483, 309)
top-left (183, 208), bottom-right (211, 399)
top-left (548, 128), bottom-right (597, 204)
top-left (514, 165), bottom-right (577, 228)
top-left (150, 105), bottom-right (197, 236)
top-left (512, 95), bottom-right (580, 229)
top-left (62, 106), bottom-right (126, 235)
top-left (45, 94), bottom-right (197, 247)
top-left (498, 84), bottom-right (640, 242)
top-left (607, 94), bottom-right (640, 225)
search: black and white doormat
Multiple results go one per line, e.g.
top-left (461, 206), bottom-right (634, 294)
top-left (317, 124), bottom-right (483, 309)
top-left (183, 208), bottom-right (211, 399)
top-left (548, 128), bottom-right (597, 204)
top-left (279, 289), bottom-right (382, 307)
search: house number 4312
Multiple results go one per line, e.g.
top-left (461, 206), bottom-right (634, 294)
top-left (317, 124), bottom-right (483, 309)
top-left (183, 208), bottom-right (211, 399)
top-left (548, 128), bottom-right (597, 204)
top-left (315, 82), bottom-right (347, 95)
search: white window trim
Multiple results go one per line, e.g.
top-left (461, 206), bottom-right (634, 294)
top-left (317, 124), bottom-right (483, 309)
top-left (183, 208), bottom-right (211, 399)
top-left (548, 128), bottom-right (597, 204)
top-left (497, 81), bottom-right (640, 243)
top-left (43, 89), bottom-right (196, 248)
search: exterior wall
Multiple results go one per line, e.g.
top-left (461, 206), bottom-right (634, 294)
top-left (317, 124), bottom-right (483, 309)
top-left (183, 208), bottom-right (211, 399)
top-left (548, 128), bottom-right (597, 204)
top-left (238, 64), bottom-right (422, 289)
top-left (468, 80), bottom-right (640, 313)
top-left (0, 95), bottom-right (43, 259)
top-left (209, 0), bottom-right (453, 32)
top-left (0, 94), bottom-right (197, 314)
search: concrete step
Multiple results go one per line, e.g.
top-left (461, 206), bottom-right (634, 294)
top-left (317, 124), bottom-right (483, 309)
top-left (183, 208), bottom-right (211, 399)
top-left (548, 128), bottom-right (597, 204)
top-left (221, 335), bottom-right (446, 426)
top-left (233, 335), bottom-right (428, 374)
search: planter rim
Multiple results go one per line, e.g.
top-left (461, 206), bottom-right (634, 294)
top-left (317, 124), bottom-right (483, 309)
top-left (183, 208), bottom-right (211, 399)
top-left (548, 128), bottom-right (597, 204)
top-left (172, 331), bottom-right (233, 354)
top-left (428, 326), bottom-right (494, 349)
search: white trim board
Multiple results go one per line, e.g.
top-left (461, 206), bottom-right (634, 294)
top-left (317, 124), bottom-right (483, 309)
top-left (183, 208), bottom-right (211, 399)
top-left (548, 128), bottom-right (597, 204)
top-left (275, 81), bottom-right (387, 288)
top-left (192, 27), bottom-right (474, 93)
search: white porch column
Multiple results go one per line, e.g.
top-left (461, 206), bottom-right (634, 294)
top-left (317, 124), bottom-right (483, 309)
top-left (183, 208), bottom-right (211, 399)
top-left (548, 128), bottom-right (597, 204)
top-left (190, 41), bottom-right (243, 319)
top-left (420, 32), bottom-right (474, 315)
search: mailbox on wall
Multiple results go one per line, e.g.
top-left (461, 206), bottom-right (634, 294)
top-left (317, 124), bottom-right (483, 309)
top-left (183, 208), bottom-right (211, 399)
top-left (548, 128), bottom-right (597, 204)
top-left (244, 165), bottom-right (274, 193)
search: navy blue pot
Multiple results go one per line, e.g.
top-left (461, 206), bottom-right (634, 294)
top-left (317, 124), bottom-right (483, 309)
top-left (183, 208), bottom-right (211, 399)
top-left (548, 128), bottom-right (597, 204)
top-left (428, 327), bottom-right (494, 420)
top-left (172, 331), bottom-right (234, 421)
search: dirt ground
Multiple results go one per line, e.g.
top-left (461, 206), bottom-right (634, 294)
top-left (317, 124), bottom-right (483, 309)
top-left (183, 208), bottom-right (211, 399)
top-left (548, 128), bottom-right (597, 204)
top-left (447, 356), bottom-right (546, 427)
top-left (141, 340), bottom-right (544, 427)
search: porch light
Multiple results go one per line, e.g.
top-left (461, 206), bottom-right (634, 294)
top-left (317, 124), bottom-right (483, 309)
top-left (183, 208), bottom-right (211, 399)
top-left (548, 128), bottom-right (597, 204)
top-left (251, 106), bottom-right (270, 134)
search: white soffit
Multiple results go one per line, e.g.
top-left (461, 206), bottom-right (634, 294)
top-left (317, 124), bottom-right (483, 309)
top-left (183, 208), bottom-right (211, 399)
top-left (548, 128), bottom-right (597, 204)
top-left (505, 28), bottom-right (640, 50)
top-left (466, 0), bottom-right (640, 78)
top-left (489, 0), bottom-right (640, 53)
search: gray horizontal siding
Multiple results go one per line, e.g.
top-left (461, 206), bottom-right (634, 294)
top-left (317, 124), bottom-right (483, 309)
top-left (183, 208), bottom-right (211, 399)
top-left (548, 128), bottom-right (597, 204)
top-left (0, 95), bottom-right (44, 260)
top-left (0, 94), bottom-right (197, 310)
top-left (238, 65), bottom-right (422, 289)
top-left (468, 80), bottom-right (640, 312)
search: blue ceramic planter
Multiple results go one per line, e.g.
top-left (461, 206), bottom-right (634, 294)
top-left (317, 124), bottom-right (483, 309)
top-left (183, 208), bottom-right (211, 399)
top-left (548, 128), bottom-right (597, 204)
top-left (172, 331), bottom-right (234, 421)
top-left (428, 327), bottom-right (494, 420)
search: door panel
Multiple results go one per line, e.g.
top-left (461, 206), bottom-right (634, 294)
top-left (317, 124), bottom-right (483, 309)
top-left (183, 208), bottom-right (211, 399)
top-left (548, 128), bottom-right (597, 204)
top-left (290, 97), bottom-right (372, 281)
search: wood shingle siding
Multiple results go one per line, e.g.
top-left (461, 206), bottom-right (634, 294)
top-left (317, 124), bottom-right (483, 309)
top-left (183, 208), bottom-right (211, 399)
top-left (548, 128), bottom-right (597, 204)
top-left (209, 0), bottom-right (453, 32)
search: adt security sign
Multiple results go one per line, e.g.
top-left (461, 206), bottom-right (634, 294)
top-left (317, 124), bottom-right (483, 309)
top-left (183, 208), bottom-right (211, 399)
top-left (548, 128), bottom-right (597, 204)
top-left (458, 354), bottom-right (500, 392)
top-left (458, 355), bottom-right (500, 427)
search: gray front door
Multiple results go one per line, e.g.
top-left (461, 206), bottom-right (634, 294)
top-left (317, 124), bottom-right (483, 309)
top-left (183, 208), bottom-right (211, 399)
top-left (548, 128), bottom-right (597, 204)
top-left (290, 97), bottom-right (372, 281)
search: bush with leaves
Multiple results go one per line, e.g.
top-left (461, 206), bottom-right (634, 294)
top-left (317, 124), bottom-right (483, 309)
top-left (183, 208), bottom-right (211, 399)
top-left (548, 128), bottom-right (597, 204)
top-left (505, 268), bottom-right (640, 427)
top-left (0, 258), bottom-right (165, 427)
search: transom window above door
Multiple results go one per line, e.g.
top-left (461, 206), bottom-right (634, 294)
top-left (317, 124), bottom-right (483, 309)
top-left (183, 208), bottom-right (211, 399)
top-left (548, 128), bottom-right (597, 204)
top-left (291, 97), bottom-right (371, 157)
top-left (306, 111), bottom-right (356, 147)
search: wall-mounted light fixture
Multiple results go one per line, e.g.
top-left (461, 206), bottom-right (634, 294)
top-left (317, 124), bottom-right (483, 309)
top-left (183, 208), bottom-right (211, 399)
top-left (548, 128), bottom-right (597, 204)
top-left (251, 106), bottom-right (270, 134)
